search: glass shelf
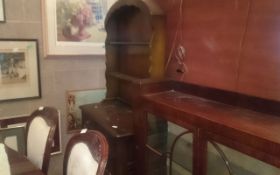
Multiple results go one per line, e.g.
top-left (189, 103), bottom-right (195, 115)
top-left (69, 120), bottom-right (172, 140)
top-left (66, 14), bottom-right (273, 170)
top-left (146, 113), bottom-right (193, 175)
top-left (207, 142), bottom-right (280, 175)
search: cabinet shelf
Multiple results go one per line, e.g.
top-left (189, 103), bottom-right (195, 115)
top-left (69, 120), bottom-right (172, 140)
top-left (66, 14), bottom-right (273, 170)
top-left (80, 99), bottom-right (134, 138)
top-left (146, 131), bottom-right (193, 174)
top-left (108, 72), bottom-right (161, 85)
top-left (106, 41), bottom-right (151, 46)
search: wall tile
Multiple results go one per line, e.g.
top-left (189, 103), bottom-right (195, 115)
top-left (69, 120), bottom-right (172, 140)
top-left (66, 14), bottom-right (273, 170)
top-left (23, 0), bottom-right (42, 22)
top-left (4, 0), bottom-right (25, 21)
top-left (54, 69), bottom-right (101, 91)
top-left (0, 22), bottom-right (42, 38)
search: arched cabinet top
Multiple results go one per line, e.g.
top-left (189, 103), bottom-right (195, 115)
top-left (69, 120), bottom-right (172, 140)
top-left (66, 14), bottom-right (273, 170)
top-left (105, 0), bottom-right (163, 30)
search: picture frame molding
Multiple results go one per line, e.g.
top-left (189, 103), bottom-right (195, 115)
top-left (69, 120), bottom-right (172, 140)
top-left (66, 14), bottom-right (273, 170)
top-left (0, 39), bottom-right (41, 102)
top-left (0, 0), bottom-right (6, 23)
top-left (42, 0), bottom-right (112, 56)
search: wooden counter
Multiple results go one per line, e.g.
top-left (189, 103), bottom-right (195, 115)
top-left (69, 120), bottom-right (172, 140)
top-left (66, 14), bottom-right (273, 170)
top-left (135, 81), bottom-right (280, 175)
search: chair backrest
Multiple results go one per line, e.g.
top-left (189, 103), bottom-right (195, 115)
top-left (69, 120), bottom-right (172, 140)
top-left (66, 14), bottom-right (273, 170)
top-left (26, 106), bottom-right (58, 174)
top-left (63, 130), bottom-right (109, 175)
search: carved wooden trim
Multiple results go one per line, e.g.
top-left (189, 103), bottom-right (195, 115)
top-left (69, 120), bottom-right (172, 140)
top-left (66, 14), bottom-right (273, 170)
top-left (63, 130), bottom-right (109, 175)
top-left (25, 106), bottom-right (59, 174)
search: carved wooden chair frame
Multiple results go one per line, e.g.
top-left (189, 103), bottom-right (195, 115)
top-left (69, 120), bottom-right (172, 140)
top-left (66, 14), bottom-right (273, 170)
top-left (25, 106), bottom-right (58, 174)
top-left (63, 130), bottom-right (109, 175)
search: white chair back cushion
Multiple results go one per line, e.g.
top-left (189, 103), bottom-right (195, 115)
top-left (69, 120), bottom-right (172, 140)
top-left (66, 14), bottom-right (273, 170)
top-left (67, 143), bottom-right (98, 175)
top-left (0, 144), bottom-right (11, 175)
top-left (27, 116), bottom-right (50, 169)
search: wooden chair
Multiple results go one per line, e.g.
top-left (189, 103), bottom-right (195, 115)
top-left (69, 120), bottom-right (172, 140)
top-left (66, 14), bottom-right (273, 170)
top-left (63, 130), bottom-right (109, 175)
top-left (26, 106), bottom-right (58, 174)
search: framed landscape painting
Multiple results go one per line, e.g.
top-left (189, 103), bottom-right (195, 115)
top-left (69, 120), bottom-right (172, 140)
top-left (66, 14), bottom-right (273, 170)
top-left (0, 39), bottom-right (41, 101)
top-left (42, 0), bottom-right (116, 56)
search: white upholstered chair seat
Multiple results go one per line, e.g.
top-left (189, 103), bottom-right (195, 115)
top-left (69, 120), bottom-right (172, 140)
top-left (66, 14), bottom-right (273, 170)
top-left (27, 116), bottom-right (51, 169)
top-left (0, 144), bottom-right (11, 175)
top-left (67, 143), bottom-right (98, 175)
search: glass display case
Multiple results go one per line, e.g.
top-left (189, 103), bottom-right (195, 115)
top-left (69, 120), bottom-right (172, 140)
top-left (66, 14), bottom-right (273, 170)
top-left (207, 141), bottom-right (280, 175)
top-left (145, 113), bottom-right (193, 175)
top-left (135, 82), bottom-right (280, 175)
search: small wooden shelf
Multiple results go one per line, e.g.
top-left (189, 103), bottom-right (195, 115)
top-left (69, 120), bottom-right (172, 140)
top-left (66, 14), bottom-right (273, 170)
top-left (108, 72), bottom-right (162, 85)
top-left (80, 99), bottom-right (134, 138)
top-left (106, 41), bottom-right (150, 46)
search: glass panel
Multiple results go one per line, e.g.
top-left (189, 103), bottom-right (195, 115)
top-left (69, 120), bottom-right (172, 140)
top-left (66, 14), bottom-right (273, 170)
top-left (207, 141), bottom-right (280, 175)
top-left (146, 113), bottom-right (193, 175)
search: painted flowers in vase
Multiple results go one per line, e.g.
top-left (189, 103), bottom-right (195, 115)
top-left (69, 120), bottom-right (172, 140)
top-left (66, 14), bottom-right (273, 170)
top-left (57, 0), bottom-right (94, 41)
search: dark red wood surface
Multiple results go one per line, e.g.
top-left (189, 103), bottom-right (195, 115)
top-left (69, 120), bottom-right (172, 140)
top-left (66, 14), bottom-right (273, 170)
top-left (81, 100), bottom-right (134, 138)
top-left (142, 89), bottom-right (280, 168)
top-left (6, 146), bottom-right (44, 175)
top-left (134, 80), bottom-right (280, 175)
top-left (155, 0), bottom-right (280, 101)
top-left (237, 0), bottom-right (280, 100)
top-left (80, 100), bottom-right (136, 175)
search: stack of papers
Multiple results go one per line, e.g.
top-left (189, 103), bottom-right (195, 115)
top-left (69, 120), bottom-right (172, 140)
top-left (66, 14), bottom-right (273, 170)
top-left (0, 143), bottom-right (11, 175)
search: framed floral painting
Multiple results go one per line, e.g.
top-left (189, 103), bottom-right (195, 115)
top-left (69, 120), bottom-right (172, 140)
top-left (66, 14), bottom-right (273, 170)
top-left (42, 0), bottom-right (116, 56)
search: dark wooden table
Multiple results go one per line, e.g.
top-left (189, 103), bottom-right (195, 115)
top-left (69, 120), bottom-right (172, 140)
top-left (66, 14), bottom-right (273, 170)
top-left (6, 146), bottom-right (44, 175)
top-left (81, 100), bottom-right (135, 175)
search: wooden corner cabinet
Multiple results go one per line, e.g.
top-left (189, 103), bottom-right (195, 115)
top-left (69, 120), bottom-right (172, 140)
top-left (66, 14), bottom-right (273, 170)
top-left (135, 80), bottom-right (280, 175)
top-left (80, 0), bottom-right (166, 174)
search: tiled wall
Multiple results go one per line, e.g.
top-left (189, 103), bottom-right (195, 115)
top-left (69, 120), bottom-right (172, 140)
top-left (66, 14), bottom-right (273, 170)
top-left (0, 0), bottom-right (106, 174)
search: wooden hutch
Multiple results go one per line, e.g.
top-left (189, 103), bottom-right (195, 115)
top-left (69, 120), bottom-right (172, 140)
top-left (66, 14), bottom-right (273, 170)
top-left (81, 0), bottom-right (280, 175)
top-left (80, 0), bottom-right (166, 174)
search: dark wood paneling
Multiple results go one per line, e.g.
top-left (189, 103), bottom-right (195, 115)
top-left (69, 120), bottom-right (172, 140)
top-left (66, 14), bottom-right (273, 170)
top-left (156, 0), bottom-right (280, 102)
top-left (237, 0), bottom-right (280, 101)
top-left (158, 0), bottom-right (250, 91)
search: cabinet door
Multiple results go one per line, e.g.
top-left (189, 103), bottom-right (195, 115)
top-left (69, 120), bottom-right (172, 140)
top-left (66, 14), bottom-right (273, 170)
top-left (207, 141), bottom-right (280, 175)
top-left (146, 113), bottom-right (193, 175)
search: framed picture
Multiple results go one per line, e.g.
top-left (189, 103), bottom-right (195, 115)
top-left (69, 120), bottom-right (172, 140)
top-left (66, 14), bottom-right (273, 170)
top-left (66, 89), bottom-right (106, 132)
top-left (42, 0), bottom-right (116, 56)
top-left (0, 0), bottom-right (5, 22)
top-left (0, 39), bottom-right (41, 102)
top-left (0, 126), bottom-right (26, 154)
